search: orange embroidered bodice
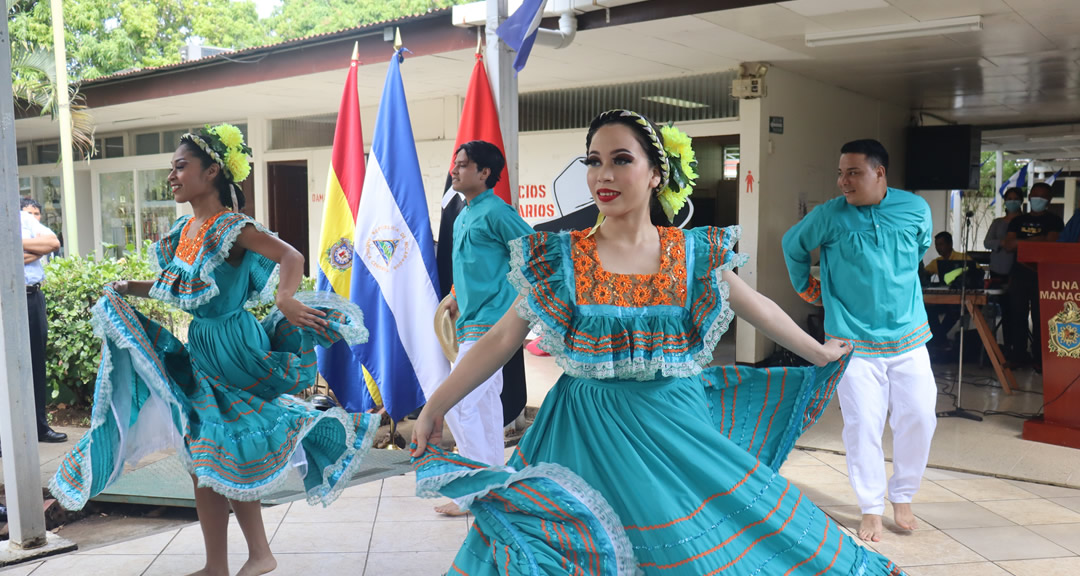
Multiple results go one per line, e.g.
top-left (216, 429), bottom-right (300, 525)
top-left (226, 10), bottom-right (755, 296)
top-left (571, 227), bottom-right (688, 307)
top-left (176, 210), bottom-right (230, 264)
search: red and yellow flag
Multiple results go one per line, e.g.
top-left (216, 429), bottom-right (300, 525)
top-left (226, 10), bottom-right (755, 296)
top-left (316, 44), bottom-right (380, 410)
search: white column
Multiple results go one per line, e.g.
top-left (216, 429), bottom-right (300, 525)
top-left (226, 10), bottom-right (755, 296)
top-left (994, 150), bottom-right (1003, 218)
top-left (486, 0), bottom-right (519, 209)
top-left (1065, 177), bottom-right (1077, 216)
top-left (50, 0), bottom-right (80, 256)
top-left (0, 3), bottom-right (48, 548)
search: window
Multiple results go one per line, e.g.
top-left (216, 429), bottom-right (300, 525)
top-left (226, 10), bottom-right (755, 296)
top-left (104, 136), bottom-right (125, 158)
top-left (162, 128), bottom-right (194, 151)
top-left (100, 171), bottom-right (135, 256)
top-left (17, 146), bottom-right (28, 166)
top-left (520, 71), bottom-right (740, 132)
top-left (270, 115), bottom-right (335, 150)
top-left (36, 143), bottom-right (59, 164)
top-left (723, 146), bottom-right (740, 180)
top-left (135, 132), bottom-right (161, 155)
top-left (138, 168), bottom-right (175, 243)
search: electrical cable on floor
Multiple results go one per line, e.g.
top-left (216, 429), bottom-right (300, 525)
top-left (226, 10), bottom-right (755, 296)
top-left (934, 375), bottom-right (1044, 420)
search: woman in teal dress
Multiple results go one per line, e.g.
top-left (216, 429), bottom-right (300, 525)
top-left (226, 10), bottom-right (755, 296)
top-left (411, 110), bottom-right (908, 575)
top-left (50, 124), bottom-right (377, 576)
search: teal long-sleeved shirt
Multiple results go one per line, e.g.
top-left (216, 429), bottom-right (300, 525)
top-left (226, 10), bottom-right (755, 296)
top-left (452, 189), bottom-right (535, 343)
top-left (782, 187), bottom-right (932, 356)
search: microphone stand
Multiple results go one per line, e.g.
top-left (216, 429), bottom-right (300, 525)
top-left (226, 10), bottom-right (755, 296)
top-left (938, 210), bottom-right (983, 422)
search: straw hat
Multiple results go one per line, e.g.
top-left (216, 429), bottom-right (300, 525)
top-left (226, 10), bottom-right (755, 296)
top-left (434, 294), bottom-right (459, 363)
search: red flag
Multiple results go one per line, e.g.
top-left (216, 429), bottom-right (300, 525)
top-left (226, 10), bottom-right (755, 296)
top-left (452, 53), bottom-right (510, 204)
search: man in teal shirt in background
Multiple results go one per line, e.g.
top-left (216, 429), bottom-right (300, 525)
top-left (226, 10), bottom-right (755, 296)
top-left (437, 140), bottom-right (534, 515)
top-left (783, 139), bottom-right (936, 543)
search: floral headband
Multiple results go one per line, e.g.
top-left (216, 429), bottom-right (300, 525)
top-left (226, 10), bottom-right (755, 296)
top-left (181, 123), bottom-right (252, 185)
top-left (591, 109), bottom-right (698, 222)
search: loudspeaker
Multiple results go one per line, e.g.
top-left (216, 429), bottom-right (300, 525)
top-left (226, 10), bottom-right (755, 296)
top-left (905, 125), bottom-right (982, 190)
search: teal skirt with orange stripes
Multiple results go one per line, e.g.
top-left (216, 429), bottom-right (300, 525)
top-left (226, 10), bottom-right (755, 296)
top-left (415, 357), bottom-right (907, 575)
top-left (50, 287), bottom-right (379, 509)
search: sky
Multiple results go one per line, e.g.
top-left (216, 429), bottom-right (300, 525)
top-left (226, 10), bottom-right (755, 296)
top-left (251, 0), bottom-right (282, 19)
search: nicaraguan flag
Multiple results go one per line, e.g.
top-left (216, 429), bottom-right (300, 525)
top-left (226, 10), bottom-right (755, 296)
top-left (1046, 168), bottom-right (1063, 187)
top-left (350, 48), bottom-right (449, 422)
top-left (998, 163), bottom-right (1028, 196)
top-left (496, 0), bottom-right (548, 73)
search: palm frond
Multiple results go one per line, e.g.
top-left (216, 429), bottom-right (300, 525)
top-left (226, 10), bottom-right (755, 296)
top-left (10, 47), bottom-right (97, 158)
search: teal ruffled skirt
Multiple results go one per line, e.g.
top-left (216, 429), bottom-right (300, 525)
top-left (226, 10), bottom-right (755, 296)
top-left (415, 356), bottom-right (907, 575)
top-left (50, 288), bottom-right (378, 510)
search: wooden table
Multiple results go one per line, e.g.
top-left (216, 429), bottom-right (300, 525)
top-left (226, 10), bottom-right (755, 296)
top-left (923, 290), bottom-right (1015, 394)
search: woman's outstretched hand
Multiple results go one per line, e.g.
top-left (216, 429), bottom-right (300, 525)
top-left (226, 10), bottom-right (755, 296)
top-left (411, 406), bottom-right (444, 458)
top-left (819, 339), bottom-right (851, 365)
top-left (107, 280), bottom-right (128, 295)
top-left (277, 296), bottom-right (328, 329)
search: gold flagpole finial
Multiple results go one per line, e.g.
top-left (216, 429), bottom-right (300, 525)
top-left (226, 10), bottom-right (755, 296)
top-left (351, 41), bottom-right (359, 62)
top-left (393, 27), bottom-right (403, 52)
top-left (476, 26), bottom-right (483, 55)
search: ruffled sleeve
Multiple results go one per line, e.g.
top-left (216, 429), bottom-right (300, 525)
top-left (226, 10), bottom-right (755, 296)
top-left (508, 231), bottom-right (573, 353)
top-left (149, 212), bottom-right (281, 310)
top-left (686, 225), bottom-right (749, 365)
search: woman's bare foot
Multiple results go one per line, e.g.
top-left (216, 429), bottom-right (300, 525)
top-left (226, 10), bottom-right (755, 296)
top-left (237, 553), bottom-right (277, 576)
top-left (185, 568), bottom-right (228, 576)
top-left (893, 503), bottom-right (918, 531)
top-left (434, 502), bottom-right (469, 517)
top-left (858, 514), bottom-right (883, 542)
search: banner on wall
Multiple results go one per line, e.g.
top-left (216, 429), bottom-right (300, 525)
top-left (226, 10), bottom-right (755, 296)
top-left (524, 156), bottom-right (693, 232)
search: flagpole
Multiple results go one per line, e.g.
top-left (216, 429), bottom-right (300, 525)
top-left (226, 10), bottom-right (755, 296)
top-left (486, 0), bottom-right (519, 210)
top-left (994, 150), bottom-right (1003, 218)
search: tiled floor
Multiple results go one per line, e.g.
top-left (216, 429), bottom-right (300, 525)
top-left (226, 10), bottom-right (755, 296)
top-left (7, 345), bottom-right (1080, 574)
top-left (7, 449), bottom-right (1080, 575)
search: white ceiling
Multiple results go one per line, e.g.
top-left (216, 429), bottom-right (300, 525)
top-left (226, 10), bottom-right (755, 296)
top-left (16, 0), bottom-right (1080, 163)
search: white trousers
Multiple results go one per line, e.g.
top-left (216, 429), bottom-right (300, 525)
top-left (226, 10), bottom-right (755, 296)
top-left (443, 340), bottom-right (505, 467)
top-left (837, 346), bottom-right (937, 515)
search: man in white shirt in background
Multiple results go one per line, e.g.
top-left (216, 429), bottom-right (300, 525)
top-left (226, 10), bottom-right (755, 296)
top-left (21, 198), bottom-right (68, 444)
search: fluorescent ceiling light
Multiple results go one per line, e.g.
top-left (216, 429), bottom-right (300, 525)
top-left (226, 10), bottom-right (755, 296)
top-left (805, 16), bottom-right (981, 47)
top-left (641, 95), bottom-right (709, 109)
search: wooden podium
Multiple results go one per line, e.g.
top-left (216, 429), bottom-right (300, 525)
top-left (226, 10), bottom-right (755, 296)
top-left (1019, 242), bottom-right (1080, 448)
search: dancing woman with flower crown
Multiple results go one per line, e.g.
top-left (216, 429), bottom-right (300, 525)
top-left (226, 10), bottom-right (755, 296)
top-left (410, 110), bottom-right (909, 575)
top-left (50, 124), bottom-right (377, 576)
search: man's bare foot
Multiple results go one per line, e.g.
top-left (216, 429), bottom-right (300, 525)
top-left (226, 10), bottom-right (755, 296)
top-left (435, 502), bottom-right (469, 517)
top-left (237, 553), bottom-right (277, 576)
top-left (893, 503), bottom-right (918, 531)
top-left (858, 514), bottom-right (883, 542)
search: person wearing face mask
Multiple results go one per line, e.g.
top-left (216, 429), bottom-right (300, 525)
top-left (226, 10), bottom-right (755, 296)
top-left (1004, 181), bottom-right (1065, 370)
top-left (983, 187), bottom-right (1024, 361)
top-left (985, 187), bottom-right (1024, 283)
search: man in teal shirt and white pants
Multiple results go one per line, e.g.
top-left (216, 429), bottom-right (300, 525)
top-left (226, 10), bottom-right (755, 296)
top-left (438, 140), bottom-right (534, 515)
top-left (783, 139), bottom-right (936, 543)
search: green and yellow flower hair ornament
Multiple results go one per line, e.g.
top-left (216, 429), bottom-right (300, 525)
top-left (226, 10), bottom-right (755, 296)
top-left (657, 123), bottom-right (698, 222)
top-left (182, 123), bottom-right (252, 184)
top-left (181, 123), bottom-right (253, 210)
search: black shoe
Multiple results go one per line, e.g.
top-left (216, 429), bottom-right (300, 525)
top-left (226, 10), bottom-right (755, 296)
top-left (39, 428), bottom-right (67, 443)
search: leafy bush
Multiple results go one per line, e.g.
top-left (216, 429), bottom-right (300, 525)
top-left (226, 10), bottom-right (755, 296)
top-left (44, 242), bottom-right (187, 407)
top-left (247, 275), bottom-right (317, 320)
top-left (44, 244), bottom-right (319, 408)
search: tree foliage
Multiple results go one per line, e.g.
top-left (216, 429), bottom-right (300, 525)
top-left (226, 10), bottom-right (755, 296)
top-left (8, 0), bottom-right (266, 80)
top-left (7, 0), bottom-right (467, 82)
top-left (268, 0), bottom-right (463, 39)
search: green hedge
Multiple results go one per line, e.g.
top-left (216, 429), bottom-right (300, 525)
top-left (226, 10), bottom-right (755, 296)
top-left (43, 244), bottom-right (316, 408)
